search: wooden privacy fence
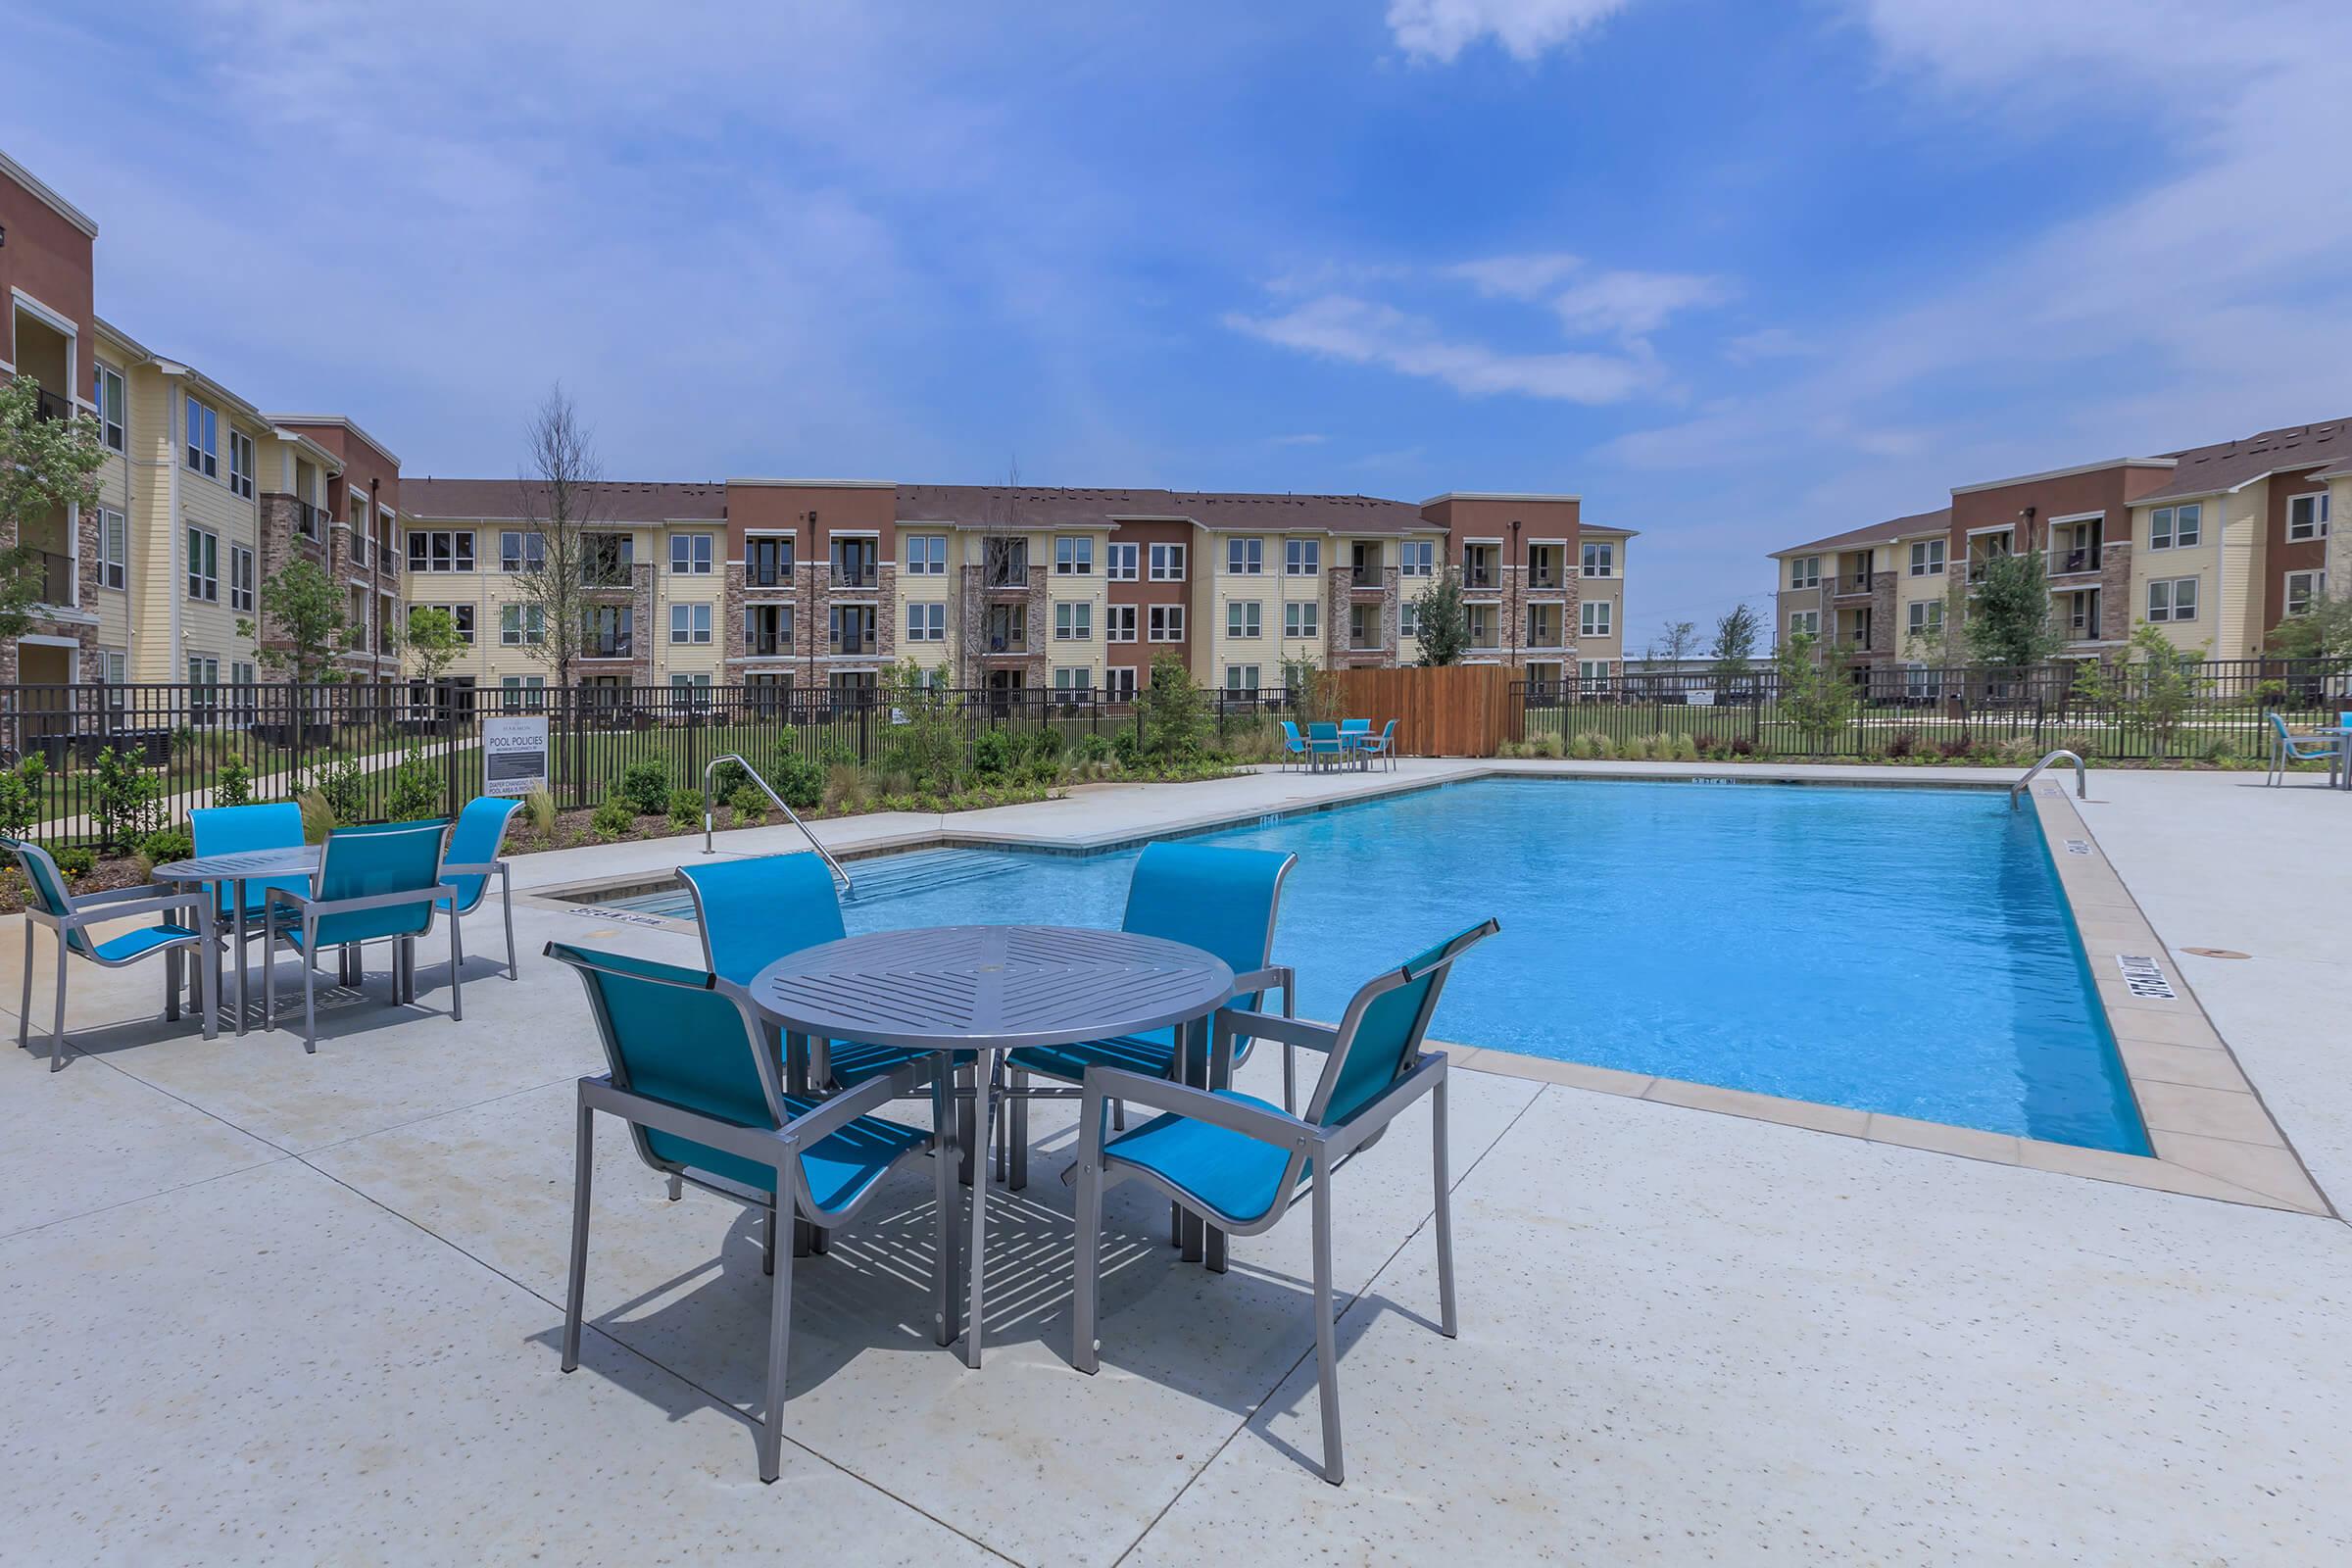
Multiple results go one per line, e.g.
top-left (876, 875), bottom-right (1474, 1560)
top-left (1325, 665), bottom-right (1523, 757)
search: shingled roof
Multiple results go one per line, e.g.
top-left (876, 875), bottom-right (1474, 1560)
top-left (2137, 417), bottom-right (2352, 503)
top-left (893, 484), bottom-right (1435, 533)
top-left (1777, 507), bottom-right (1950, 557)
top-left (400, 478), bottom-right (727, 522)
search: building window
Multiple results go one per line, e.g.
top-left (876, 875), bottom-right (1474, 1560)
top-left (1054, 602), bottom-right (1093, 641)
top-left (1054, 536), bottom-right (1094, 575)
top-left (450, 606), bottom-right (477, 643)
top-left (1224, 665), bottom-right (1259, 695)
top-left (228, 544), bottom-right (256, 612)
top-left (746, 535), bottom-right (795, 585)
top-left (669, 532), bottom-right (713, 574)
top-left (1907, 600), bottom-right (1944, 636)
top-left (1909, 539), bottom-right (1945, 576)
top-left (1105, 666), bottom-right (1138, 702)
top-left (1580, 599), bottom-right (1612, 637)
top-left (2149, 503), bottom-right (2201, 551)
top-left (1285, 601), bottom-right (1319, 639)
top-left (1106, 542), bottom-right (1139, 581)
top-left (1581, 541), bottom-right (1615, 578)
top-left (1788, 556), bottom-right (1820, 589)
top-left (906, 602), bottom-right (945, 642)
top-left (2287, 493), bottom-right (2330, 542)
top-left (97, 507), bottom-right (127, 590)
top-left (1400, 601), bottom-right (1420, 639)
top-left (906, 534), bottom-right (947, 574)
top-left (1788, 609), bottom-right (1820, 637)
top-left (1149, 543), bottom-right (1187, 581)
top-left (1227, 600), bottom-right (1261, 638)
top-left (228, 430), bottom-right (256, 500)
top-left (501, 604), bottom-right (547, 646)
top-left (1399, 540), bottom-right (1434, 577)
top-left (1285, 539), bottom-right (1320, 576)
top-left (668, 603), bottom-right (712, 644)
top-left (186, 526), bottom-right (220, 602)
top-left (2284, 570), bottom-right (2326, 617)
top-left (100, 649), bottom-right (127, 686)
top-left (2146, 577), bottom-right (2198, 622)
top-left (1106, 605), bottom-right (1138, 642)
top-left (1226, 538), bottom-right (1263, 575)
top-left (93, 365), bottom-right (125, 452)
top-left (184, 396), bottom-right (219, 478)
top-left (1054, 665), bottom-right (1091, 695)
top-left (1148, 605), bottom-right (1185, 642)
top-left (501, 530), bottom-right (544, 572)
top-left (408, 529), bottom-right (476, 572)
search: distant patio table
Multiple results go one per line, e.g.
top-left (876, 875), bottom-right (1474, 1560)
top-left (749, 924), bottom-right (1235, 1368)
top-left (2328, 727), bottom-right (2352, 790)
top-left (151, 846), bottom-right (320, 1035)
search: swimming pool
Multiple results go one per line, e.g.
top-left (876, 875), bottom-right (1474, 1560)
top-left (599, 777), bottom-right (2148, 1154)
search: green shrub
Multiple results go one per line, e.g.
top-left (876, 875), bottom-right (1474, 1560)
top-left (970, 728), bottom-right (1015, 779)
top-left (822, 764), bottom-right (870, 813)
top-left (523, 788), bottom-right (558, 835)
top-left (728, 782), bottom-right (769, 824)
top-left (57, 846), bottom-right (96, 881)
top-left (90, 746), bottom-right (165, 850)
top-left (138, 824), bottom-right (196, 866)
top-left (295, 789), bottom-right (335, 843)
top-left (591, 790), bottom-right (635, 840)
top-left (385, 745), bottom-right (443, 821)
top-left (615, 760), bottom-right (671, 816)
top-left (1570, 730), bottom-right (1609, 760)
top-left (1534, 732), bottom-right (1566, 760)
top-left (305, 758), bottom-right (368, 826)
top-left (768, 749), bottom-right (824, 809)
top-left (0, 753), bottom-right (46, 840)
top-left (667, 787), bottom-right (704, 829)
top-left (1670, 734), bottom-right (1699, 762)
top-left (1990, 737), bottom-right (2039, 766)
top-left (212, 755), bottom-right (254, 808)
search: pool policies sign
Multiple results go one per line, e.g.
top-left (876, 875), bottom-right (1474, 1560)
top-left (482, 714), bottom-right (550, 798)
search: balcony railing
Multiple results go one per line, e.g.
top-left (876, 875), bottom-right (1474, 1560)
top-left (1463, 567), bottom-right (1497, 591)
top-left (745, 561), bottom-right (792, 587)
top-left (1348, 630), bottom-right (1384, 651)
top-left (29, 550), bottom-right (74, 608)
top-left (1525, 632), bottom-right (1565, 650)
top-left (985, 564), bottom-right (1028, 589)
top-left (33, 387), bottom-right (72, 422)
top-left (830, 630), bottom-right (877, 656)
top-left (584, 634), bottom-right (633, 659)
top-left (1528, 571), bottom-right (1561, 590)
top-left (830, 562), bottom-right (878, 590)
top-left (1350, 566), bottom-right (1380, 588)
top-left (297, 503), bottom-right (325, 539)
top-left (747, 627), bottom-right (790, 657)
top-left (2053, 547), bottom-right (2103, 575)
top-left (1837, 572), bottom-right (1872, 595)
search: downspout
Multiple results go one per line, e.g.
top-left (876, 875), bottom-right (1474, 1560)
top-left (166, 377), bottom-right (182, 681)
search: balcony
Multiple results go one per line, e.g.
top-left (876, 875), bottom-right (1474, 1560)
top-left (830, 563), bottom-right (878, 590)
top-left (583, 633), bottom-right (633, 660)
top-left (1525, 631), bottom-right (1565, 651)
top-left (297, 503), bottom-right (326, 539)
top-left (1350, 565), bottom-right (1381, 590)
top-left (27, 550), bottom-right (74, 609)
top-left (830, 629), bottom-right (877, 657)
top-left (2052, 547), bottom-right (2103, 576)
top-left (746, 632), bottom-right (789, 658)
top-left (1834, 572), bottom-right (1873, 597)
top-left (745, 561), bottom-right (792, 588)
top-left (582, 565), bottom-right (633, 592)
top-left (1463, 568), bottom-right (1498, 592)
top-left (33, 386), bottom-right (72, 422)
top-left (1528, 570), bottom-right (1562, 591)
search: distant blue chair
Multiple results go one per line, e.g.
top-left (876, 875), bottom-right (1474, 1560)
top-left (1070, 918), bottom-right (1499, 1485)
top-left (546, 941), bottom-right (954, 1484)
top-left (2265, 710), bottom-right (2342, 786)
top-left (435, 797), bottom-right (522, 977)
top-left (264, 819), bottom-right (461, 1052)
top-left (191, 802), bottom-right (311, 993)
top-left (1357, 718), bottom-right (1397, 771)
top-left (1306, 721), bottom-right (1345, 772)
top-left (1278, 720), bottom-right (1309, 771)
top-left (1004, 842), bottom-right (1296, 1192)
top-left (1340, 717), bottom-right (1372, 771)
top-left (6, 836), bottom-right (219, 1071)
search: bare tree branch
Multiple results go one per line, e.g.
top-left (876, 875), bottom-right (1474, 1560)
top-left (515, 384), bottom-right (610, 689)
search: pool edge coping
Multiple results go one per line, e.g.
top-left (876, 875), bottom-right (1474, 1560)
top-left (522, 760), bottom-right (2335, 1219)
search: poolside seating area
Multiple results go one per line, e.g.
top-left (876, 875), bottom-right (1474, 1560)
top-left (2266, 710), bottom-right (2350, 788)
top-left (1281, 717), bottom-right (1397, 773)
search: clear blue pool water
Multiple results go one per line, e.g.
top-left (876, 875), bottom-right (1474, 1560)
top-left (607, 778), bottom-right (2147, 1153)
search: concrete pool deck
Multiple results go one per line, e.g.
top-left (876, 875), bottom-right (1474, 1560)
top-left (4, 760), bottom-right (2350, 1563)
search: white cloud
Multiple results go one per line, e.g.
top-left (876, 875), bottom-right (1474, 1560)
top-left (1270, 432), bottom-right (1330, 446)
top-left (1387, 0), bottom-right (1637, 63)
top-left (1549, 270), bottom-right (1735, 339)
top-left (1227, 295), bottom-right (1661, 403)
top-left (1722, 327), bottom-right (1817, 365)
top-left (1445, 252), bottom-right (1584, 300)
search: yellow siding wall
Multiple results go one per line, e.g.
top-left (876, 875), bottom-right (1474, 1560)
top-left (2129, 495), bottom-right (2230, 657)
top-left (896, 526), bottom-right (953, 675)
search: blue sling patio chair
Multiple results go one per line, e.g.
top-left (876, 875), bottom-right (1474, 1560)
top-left (1339, 717), bottom-right (1371, 769)
top-left (1357, 719), bottom-right (1397, 771)
top-left (1069, 917), bottom-right (1499, 1486)
top-left (1004, 842), bottom-right (1296, 1192)
top-left (263, 818), bottom-right (462, 1053)
top-left (546, 941), bottom-right (955, 1484)
top-left (190, 802), bottom-right (312, 992)
top-left (434, 796), bottom-right (522, 977)
top-left (1277, 720), bottom-right (1309, 771)
top-left (1305, 721), bottom-right (1346, 773)
top-left (6, 836), bottom-right (220, 1071)
top-left (2265, 710), bottom-right (2343, 786)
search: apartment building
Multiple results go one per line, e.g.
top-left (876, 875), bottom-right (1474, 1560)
top-left (1769, 416), bottom-right (2350, 670)
top-left (396, 481), bottom-right (1638, 701)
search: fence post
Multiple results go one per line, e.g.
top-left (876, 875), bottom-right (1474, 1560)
top-left (442, 683), bottom-right (462, 818)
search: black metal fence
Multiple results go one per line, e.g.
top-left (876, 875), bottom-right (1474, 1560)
top-left (1518, 658), bottom-right (2352, 761)
top-left (0, 681), bottom-right (1298, 852)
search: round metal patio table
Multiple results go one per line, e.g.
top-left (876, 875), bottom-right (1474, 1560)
top-left (152, 847), bottom-right (320, 1035)
top-left (749, 923), bottom-right (1236, 1368)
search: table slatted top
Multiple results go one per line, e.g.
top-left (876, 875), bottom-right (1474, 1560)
top-left (151, 847), bottom-right (321, 883)
top-left (750, 924), bottom-right (1235, 1054)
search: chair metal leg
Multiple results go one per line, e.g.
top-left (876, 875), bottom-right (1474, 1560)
top-left (963, 1064), bottom-right (993, 1370)
top-left (1007, 1066), bottom-right (1029, 1191)
top-left (793, 1215), bottom-right (813, 1258)
top-left (762, 1201), bottom-right (777, 1277)
top-left (1282, 1045), bottom-right (1296, 1115)
top-left (20, 920), bottom-right (32, 1050)
top-left (263, 927), bottom-right (276, 1031)
top-left (1071, 1146), bottom-right (1102, 1374)
top-left (500, 869), bottom-right (518, 979)
top-left (759, 1217), bottom-right (797, 1484)
top-left (1112, 1099), bottom-right (1126, 1132)
top-left (561, 1100), bottom-right (593, 1373)
top-left (49, 935), bottom-right (68, 1072)
top-left (164, 947), bottom-right (181, 1023)
top-left (448, 909), bottom-right (465, 1022)
top-left (1311, 1179), bottom-right (1344, 1485)
top-left (1433, 1072), bottom-right (1457, 1339)
top-left (932, 1065), bottom-right (958, 1348)
top-left (302, 941), bottom-right (318, 1054)
top-left (198, 937), bottom-right (220, 1042)
top-left (956, 1060), bottom-right (977, 1187)
top-left (994, 1087), bottom-right (1008, 1185)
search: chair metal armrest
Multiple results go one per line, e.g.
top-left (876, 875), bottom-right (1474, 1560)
top-left (437, 860), bottom-right (505, 878)
top-left (782, 1060), bottom-right (925, 1146)
top-left (1214, 1005), bottom-right (1337, 1054)
top-left (1230, 964), bottom-right (1292, 1000)
top-left (269, 884), bottom-right (455, 921)
top-left (1079, 1065), bottom-right (1318, 1156)
top-left (1318, 1051), bottom-right (1446, 1161)
top-left (60, 890), bottom-right (211, 929)
top-left (72, 881), bottom-right (197, 909)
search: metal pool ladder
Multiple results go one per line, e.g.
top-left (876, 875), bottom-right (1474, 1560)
top-left (2010, 749), bottom-right (2086, 809)
top-left (701, 753), bottom-right (854, 894)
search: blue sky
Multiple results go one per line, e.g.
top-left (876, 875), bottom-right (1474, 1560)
top-left (11, 0), bottom-right (2349, 644)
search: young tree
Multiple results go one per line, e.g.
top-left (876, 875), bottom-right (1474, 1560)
top-left (0, 373), bottom-right (108, 640)
top-left (1136, 653), bottom-right (1212, 760)
top-left (1708, 603), bottom-right (1762, 689)
top-left (514, 385), bottom-right (611, 691)
top-left (243, 560), bottom-right (349, 684)
top-left (1774, 628), bottom-right (1859, 749)
top-left (1653, 618), bottom-right (1699, 665)
top-left (1964, 550), bottom-right (2065, 668)
top-left (404, 605), bottom-right (465, 684)
top-left (2267, 584), bottom-right (2352, 668)
top-left (1904, 576), bottom-right (1970, 666)
top-left (1413, 566), bottom-right (1469, 666)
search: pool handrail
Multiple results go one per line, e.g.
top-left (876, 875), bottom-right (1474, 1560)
top-left (701, 753), bottom-right (853, 895)
top-left (2009, 749), bottom-right (2086, 808)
